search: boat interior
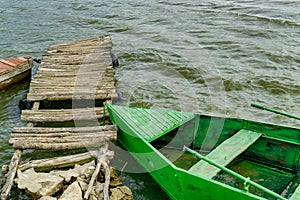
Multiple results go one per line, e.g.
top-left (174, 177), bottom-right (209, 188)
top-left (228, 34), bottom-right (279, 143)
top-left (150, 115), bottom-right (300, 200)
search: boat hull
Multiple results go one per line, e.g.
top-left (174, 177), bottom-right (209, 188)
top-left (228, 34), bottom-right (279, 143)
top-left (0, 58), bottom-right (32, 90)
top-left (113, 112), bottom-right (263, 200)
top-left (117, 126), bottom-right (263, 200)
top-left (107, 104), bottom-right (300, 200)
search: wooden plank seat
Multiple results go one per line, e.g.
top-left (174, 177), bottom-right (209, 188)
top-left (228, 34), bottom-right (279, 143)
top-left (188, 129), bottom-right (261, 179)
top-left (290, 184), bottom-right (300, 200)
top-left (9, 125), bottom-right (117, 150)
top-left (21, 107), bottom-right (108, 122)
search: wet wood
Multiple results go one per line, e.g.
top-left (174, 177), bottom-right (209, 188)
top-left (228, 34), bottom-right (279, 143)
top-left (21, 107), bottom-right (108, 122)
top-left (35, 68), bottom-right (114, 77)
top-left (12, 125), bottom-right (117, 133)
top-left (10, 134), bottom-right (116, 144)
top-left (38, 61), bottom-right (112, 69)
top-left (0, 59), bottom-right (32, 90)
top-left (188, 129), bottom-right (261, 179)
top-left (48, 36), bottom-right (111, 49)
top-left (27, 35), bottom-right (115, 102)
top-left (13, 139), bottom-right (109, 150)
top-left (19, 151), bottom-right (98, 171)
top-left (27, 93), bottom-right (117, 101)
top-left (84, 144), bottom-right (113, 200)
top-left (3, 36), bottom-right (119, 198)
top-left (0, 150), bottom-right (22, 200)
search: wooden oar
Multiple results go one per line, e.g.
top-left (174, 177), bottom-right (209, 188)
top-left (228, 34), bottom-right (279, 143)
top-left (251, 104), bottom-right (300, 121)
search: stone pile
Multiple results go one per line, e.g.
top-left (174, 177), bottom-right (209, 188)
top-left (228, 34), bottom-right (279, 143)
top-left (15, 161), bottom-right (132, 200)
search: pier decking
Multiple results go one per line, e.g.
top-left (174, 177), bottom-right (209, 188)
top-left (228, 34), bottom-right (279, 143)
top-left (1, 35), bottom-right (118, 200)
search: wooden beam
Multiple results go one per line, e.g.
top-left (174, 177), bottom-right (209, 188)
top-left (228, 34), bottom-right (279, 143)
top-left (0, 150), bottom-right (22, 200)
top-left (21, 107), bottom-right (109, 122)
top-left (19, 151), bottom-right (98, 171)
top-left (12, 125), bottom-right (117, 133)
top-left (13, 139), bottom-right (109, 150)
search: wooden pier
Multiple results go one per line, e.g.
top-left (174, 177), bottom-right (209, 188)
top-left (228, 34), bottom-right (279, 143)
top-left (1, 35), bottom-right (120, 200)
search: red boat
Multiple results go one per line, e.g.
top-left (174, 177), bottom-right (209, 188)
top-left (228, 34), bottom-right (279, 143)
top-left (0, 57), bottom-right (32, 90)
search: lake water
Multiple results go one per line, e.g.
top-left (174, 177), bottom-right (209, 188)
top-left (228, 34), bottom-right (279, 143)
top-left (0, 0), bottom-right (299, 199)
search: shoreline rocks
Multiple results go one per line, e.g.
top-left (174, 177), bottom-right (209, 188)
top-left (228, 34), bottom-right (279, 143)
top-left (15, 161), bottom-right (132, 200)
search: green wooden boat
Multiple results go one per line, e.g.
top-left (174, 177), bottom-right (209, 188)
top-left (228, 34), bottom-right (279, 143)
top-left (106, 103), bottom-right (300, 200)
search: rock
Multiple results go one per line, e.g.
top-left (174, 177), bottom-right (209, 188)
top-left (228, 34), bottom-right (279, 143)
top-left (77, 177), bottom-right (88, 193)
top-left (17, 168), bottom-right (63, 198)
top-left (94, 182), bottom-right (104, 195)
top-left (109, 179), bottom-right (123, 187)
top-left (88, 194), bottom-right (97, 200)
top-left (1, 164), bottom-right (9, 175)
top-left (110, 186), bottom-right (132, 200)
top-left (110, 167), bottom-right (119, 179)
top-left (58, 181), bottom-right (82, 200)
top-left (39, 196), bottom-right (57, 200)
top-left (50, 161), bottom-right (95, 182)
top-left (87, 182), bottom-right (104, 200)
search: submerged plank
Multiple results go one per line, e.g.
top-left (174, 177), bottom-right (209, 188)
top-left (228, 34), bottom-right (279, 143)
top-left (188, 129), bottom-right (261, 179)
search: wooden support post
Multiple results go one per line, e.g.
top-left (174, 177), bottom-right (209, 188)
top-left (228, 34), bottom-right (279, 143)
top-left (84, 143), bottom-right (113, 200)
top-left (0, 150), bottom-right (22, 200)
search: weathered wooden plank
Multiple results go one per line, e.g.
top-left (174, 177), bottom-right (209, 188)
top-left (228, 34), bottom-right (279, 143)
top-left (43, 46), bottom-right (112, 56)
top-left (39, 62), bottom-right (112, 69)
top-left (29, 89), bottom-right (116, 97)
top-left (37, 69), bottom-right (114, 75)
top-left (12, 125), bottom-right (117, 133)
top-left (27, 92), bottom-right (117, 102)
top-left (19, 151), bottom-right (98, 171)
top-left (28, 89), bottom-right (115, 96)
top-left (13, 139), bottom-right (108, 150)
top-left (48, 42), bottom-right (111, 51)
top-left (10, 132), bottom-right (117, 140)
top-left (28, 83), bottom-right (115, 91)
top-left (48, 36), bottom-right (111, 49)
top-left (37, 67), bottom-right (114, 74)
top-left (31, 77), bottom-right (115, 84)
top-left (10, 134), bottom-right (116, 144)
top-left (42, 53), bottom-right (111, 63)
top-left (188, 129), bottom-right (261, 179)
top-left (29, 82), bottom-right (115, 89)
top-left (21, 107), bottom-right (109, 122)
top-left (31, 76), bottom-right (115, 82)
